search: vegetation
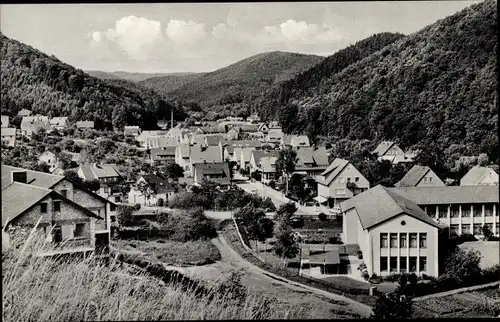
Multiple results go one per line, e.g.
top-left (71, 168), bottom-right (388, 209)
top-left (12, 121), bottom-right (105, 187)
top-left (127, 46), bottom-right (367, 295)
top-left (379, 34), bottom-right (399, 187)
top-left (371, 275), bottom-right (413, 319)
top-left (234, 205), bottom-right (274, 253)
top-left (272, 203), bottom-right (300, 267)
top-left (138, 73), bottom-right (207, 94)
top-left (0, 32), bottom-right (187, 130)
top-left (275, 147), bottom-right (298, 195)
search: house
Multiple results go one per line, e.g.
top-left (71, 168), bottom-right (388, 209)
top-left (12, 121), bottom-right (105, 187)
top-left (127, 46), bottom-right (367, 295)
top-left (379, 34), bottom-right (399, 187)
top-left (123, 126), bottom-right (141, 137)
top-left (206, 134), bottom-right (225, 147)
top-left (388, 185), bottom-right (499, 237)
top-left (190, 145), bottom-right (223, 176)
top-left (249, 150), bottom-right (280, 175)
top-left (340, 185), bottom-right (444, 278)
top-left (17, 109), bottom-right (32, 117)
top-left (49, 117), bottom-right (69, 130)
top-left (282, 135), bottom-right (310, 148)
top-left (127, 174), bottom-right (175, 206)
top-left (221, 140), bottom-right (262, 163)
top-left (460, 166), bottom-right (499, 186)
top-left (76, 121), bottom-right (95, 129)
top-left (240, 147), bottom-right (256, 172)
top-left (192, 162), bottom-right (231, 188)
top-left (294, 146), bottom-right (330, 178)
top-left (145, 136), bottom-right (177, 149)
top-left (315, 158), bottom-right (370, 210)
top-left (150, 147), bottom-right (176, 165)
top-left (395, 165), bottom-right (445, 188)
top-left (1, 128), bottom-right (16, 147)
top-left (196, 125), bottom-right (226, 135)
top-left (175, 144), bottom-right (192, 172)
top-left (39, 151), bottom-right (59, 173)
top-left (247, 114), bottom-right (261, 123)
top-left (267, 128), bottom-right (284, 143)
top-left (1, 165), bottom-right (115, 255)
top-left (1, 115), bottom-right (9, 128)
top-left (77, 164), bottom-right (123, 212)
top-left (372, 141), bottom-right (415, 164)
top-left (20, 115), bottom-right (50, 137)
top-left (259, 156), bottom-right (279, 183)
top-left (226, 127), bottom-right (240, 140)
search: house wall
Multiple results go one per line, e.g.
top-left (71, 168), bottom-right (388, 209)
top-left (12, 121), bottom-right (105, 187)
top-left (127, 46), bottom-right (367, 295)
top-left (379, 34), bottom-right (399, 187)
top-left (369, 214), bottom-right (439, 277)
top-left (327, 164), bottom-right (370, 199)
top-left (415, 171), bottom-right (445, 187)
top-left (1, 134), bottom-right (16, 147)
top-left (342, 208), bottom-right (360, 245)
top-left (461, 170), bottom-right (499, 186)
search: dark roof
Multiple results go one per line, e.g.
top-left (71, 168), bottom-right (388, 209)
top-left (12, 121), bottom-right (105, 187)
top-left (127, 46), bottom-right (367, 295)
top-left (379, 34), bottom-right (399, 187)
top-left (139, 174), bottom-right (175, 193)
top-left (372, 141), bottom-right (396, 156)
top-left (307, 250), bottom-right (341, 265)
top-left (2, 164), bottom-right (64, 190)
top-left (238, 124), bottom-right (261, 133)
top-left (206, 135), bottom-right (225, 146)
top-left (191, 145), bottom-right (222, 164)
top-left (296, 147), bottom-right (329, 168)
top-left (317, 158), bottom-right (350, 186)
top-left (193, 162), bottom-right (231, 185)
top-left (340, 185), bottom-right (442, 230)
top-left (388, 186), bottom-right (499, 205)
top-left (151, 147), bottom-right (176, 160)
top-left (79, 164), bottom-right (121, 180)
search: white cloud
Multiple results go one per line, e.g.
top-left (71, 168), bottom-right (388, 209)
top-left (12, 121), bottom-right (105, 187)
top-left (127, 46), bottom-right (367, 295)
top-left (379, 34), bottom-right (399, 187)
top-left (90, 15), bottom-right (162, 60)
top-left (166, 20), bottom-right (206, 44)
top-left (212, 23), bottom-right (230, 40)
top-left (279, 20), bottom-right (321, 42)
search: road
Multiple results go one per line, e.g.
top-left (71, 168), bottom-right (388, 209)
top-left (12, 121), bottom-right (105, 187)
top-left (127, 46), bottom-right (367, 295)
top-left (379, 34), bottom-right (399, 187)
top-left (236, 181), bottom-right (331, 217)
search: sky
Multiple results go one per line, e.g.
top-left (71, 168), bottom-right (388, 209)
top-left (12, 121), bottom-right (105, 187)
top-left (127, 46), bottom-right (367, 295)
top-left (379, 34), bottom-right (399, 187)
top-left (0, 1), bottom-right (481, 73)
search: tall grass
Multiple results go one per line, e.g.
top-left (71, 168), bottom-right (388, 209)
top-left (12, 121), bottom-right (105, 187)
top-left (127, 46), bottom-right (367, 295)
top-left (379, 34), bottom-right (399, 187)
top-left (3, 224), bottom-right (310, 321)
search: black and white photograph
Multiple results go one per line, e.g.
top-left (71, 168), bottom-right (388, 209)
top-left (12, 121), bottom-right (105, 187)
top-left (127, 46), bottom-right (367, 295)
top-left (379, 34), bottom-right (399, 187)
top-left (1, 1), bottom-right (498, 320)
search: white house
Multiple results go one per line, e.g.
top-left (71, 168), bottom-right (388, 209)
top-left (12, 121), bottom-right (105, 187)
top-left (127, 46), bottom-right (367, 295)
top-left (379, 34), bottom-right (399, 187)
top-left (1, 115), bottom-right (10, 128)
top-left (340, 185), bottom-right (444, 277)
top-left (460, 166), bottom-right (499, 186)
top-left (49, 117), bottom-right (69, 130)
top-left (20, 115), bottom-right (50, 137)
top-left (372, 141), bottom-right (415, 164)
top-left (39, 151), bottom-right (59, 173)
top-left (1, 127), bottom-right (16, 147)
top-left (395, 165), bottom-right (445, 187)
top-left (128, 174), bottom-right (175, 206)
top-left (315, 158), bottom-right (370, 210)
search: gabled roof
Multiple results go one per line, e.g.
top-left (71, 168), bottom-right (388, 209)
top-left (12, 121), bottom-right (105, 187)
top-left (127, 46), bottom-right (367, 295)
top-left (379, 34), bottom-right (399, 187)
top-left (2, 182), bottom-right (103, 227)
top-left (191, 145), bottom-right (222, 164)
top-left (206, 135), bottom-right (225, 146)
top-left (76, 121), bottom-right (94, 128)
top-left (20, 115), bottom-right (50, 130)
top-left (283, 135), bottom-right (310, 147)
top-left (49, 117), bottom-right (68, 126)
top-left (79, 164), bottom-right (120, 180)
top-left (460, 166), bottom-right (499, 186)
top-left (340, 185), bottom-right (441, 230)
top-left (39, 150), bottom-right (56, 159)
top-left (199, 125), bottom-right (226, 134)
top-left (138, 174), bottom-right (175, 193)
top-left (224, 140), bottom-right (262, 153)
top-left (395, 165), bottom-right (439, 187)
top-left (1, 127), bottom-right (16, 136)
top-left (238, 124), bottom-right (261, 133)
top-left (251, 150), bottom-right (280, 166)
top-left (2, 164), bottom-right (64, 190)
top-left (318, 158), bottom-right (350, 186)
top-left (372, 141), bottom-right (396, 156)
top-left (147, 136), bottom-right (177, 148)
top-left (193, 162), bottom-right (230, 185)
top-left (260, 156), bottom-right (278, 173)
top-left (388, 186), bottom-right (499, 205)
top-left (18, 109), bottom-right (32, 116)
top-left (295, 147), bottom-right (330, 169)
top-left (151, 147), bottom-right (176, 160)
top-left (240, 147), bottom-right (255, 163)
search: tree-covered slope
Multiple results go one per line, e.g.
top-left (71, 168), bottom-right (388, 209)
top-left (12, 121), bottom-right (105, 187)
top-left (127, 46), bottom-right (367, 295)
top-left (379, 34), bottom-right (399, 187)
top-left (165, 51), bottom-right (325, 108)
top-left (138, 73), bottom-right (207, 96)
top-left (0, 33), bottom-right (185, 130)
top-left (85, 70), bottom-right (173, 82)
top-left (272, 0), bottom-right (497, 156)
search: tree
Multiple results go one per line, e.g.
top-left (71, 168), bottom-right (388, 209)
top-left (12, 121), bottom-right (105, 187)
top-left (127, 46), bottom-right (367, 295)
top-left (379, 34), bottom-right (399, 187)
top-left (57, 151), bottom-right (73, 170)
top-left (273, 220), bottom-right (299, 267)
top-left (117, 205), bottom-right (134, 227)
top-left (482, 225), bottom-right (493, 241)
top-left (440, 247), bottom-right (482, 286)
top-left (275, 202), bottom-right (297, 225)
top-left (160, 161), bottom-right (184, 179)
top-left (135, 180), bottom-right (155, 206)
top-left (275, 147), bottom-right (298, 195)
top-left (371, 291), bottom-right (413, 319)
top-left (477, 153), bottom-right (489, 166)
top-left (84, 179), bottom-right (101, 193)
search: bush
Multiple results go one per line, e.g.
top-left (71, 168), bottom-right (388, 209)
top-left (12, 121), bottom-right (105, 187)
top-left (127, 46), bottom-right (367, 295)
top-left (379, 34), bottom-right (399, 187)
top-left (361, 271), bottom-right (370, 281)
top-left (268, 180), bottom-right (276, 189)
top-left (317, 213), bottom-right (327, 221)
top-left (117, 205), bottom-right (135, 227)
top-left (164, 208), bottom-right (218, 242)
top-left (357, 250), bottom-right (363, 259)
top-left (133, 203), bottom-right (141, 211)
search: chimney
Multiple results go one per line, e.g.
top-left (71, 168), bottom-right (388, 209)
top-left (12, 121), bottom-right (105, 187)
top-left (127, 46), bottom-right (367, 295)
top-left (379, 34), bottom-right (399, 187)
top-left (12, 171), bottom-right (27, 184)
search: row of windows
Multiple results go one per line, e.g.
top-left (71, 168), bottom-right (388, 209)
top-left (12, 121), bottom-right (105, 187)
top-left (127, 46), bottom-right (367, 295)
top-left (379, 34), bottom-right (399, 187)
top-left (380, 256), bottom-right (427, 273)
top-left (338, 176), bottom-right (360, 184)
top-left (380, 233), bottom-right (427, 248)
top-left (426, 205), bottom-right (497, 218)
top-left (46, 223), bottom-right (86, 242)
top-left (41, 201), bottom-right (61, 213)
top-left (450, 223), bottom-right (499, 236)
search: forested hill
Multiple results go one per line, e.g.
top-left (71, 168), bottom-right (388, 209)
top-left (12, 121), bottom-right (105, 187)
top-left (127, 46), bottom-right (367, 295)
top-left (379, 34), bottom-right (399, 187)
top-left (0, 33), bottom-right (186, 130)
top-left (256, 32), bottom-right (405, 121)
top-left (268, 0), bottom-right (497, 158)
top-left (164, 51), bottom-right (324, 111)
top-left (138, 73), bottom-right (207, 96)
top-left (85, 70), bottom-right (173, 82)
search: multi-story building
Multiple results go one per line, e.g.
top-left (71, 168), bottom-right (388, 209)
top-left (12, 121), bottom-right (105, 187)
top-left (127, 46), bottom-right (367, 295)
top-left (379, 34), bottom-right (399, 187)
top-left (294, 146), bottom-right (330, 178)
top-left (192, 162), bottom-right (231, 188)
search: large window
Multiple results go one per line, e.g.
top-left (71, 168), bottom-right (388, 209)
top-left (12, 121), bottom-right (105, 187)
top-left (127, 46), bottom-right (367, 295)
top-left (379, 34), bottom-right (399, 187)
top-left (390, 233), bottom-right (398, 248)
top-left (450, 205), bottom-right (460, 218)
top-left (419, 257), bottom-right (427, 272)
top-left (419, 233), bottom-right (427, 248)
top-left (380, 257), bottom-right (388, 272)
top-left (462, 225), bottom-right (471, 235)
top-left (400, 234), bottom-right (407, 248)
top-left (450, 224), bottom-right (459, 236)
top-left (380, 234), bottom-right (388, 248)
top-left (390, 257), bottom-right (398, 273)
top-left (41, 202), bottom-right (48, 214)
top-left (409, 233), bottom-right (417, 248)
top-left (355, 177), bottom-right (360, 182)
top-left (409, 257), bottom-right (417, 272)
top-left (400, 257), bottom-right (407, 273)
top-left (60, 189), bottom-right (68, 198)
top-left (438, 206), bottom-right (448, 218)
top-left (473, 224), bottom-right (482, 235)
top-left (484, 205), bottom-right (493, 217)
top-left (74, 223), bottom-right (85, 237)
top-left (462, 205), bottom-right (471, 217)
top-left (473, 205), bottom-right (482, 217)
top-left (53, 201), bottom-right (61, 212)
top-left (426, 206), bottom-right (436, 218)
top-left (485, 224), bottom-right (493, 234)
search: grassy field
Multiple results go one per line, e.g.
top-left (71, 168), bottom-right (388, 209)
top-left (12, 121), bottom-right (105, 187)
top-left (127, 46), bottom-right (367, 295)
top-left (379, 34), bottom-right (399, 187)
top-left (413, 287), bottom-right (500, 318)
top-left (112, 239), bottom-right (221, 266)
top-left (2, 236), bottom-right (312, 321)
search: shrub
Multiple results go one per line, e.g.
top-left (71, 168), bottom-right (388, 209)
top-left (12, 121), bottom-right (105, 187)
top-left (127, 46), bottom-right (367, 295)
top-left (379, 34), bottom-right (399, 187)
top-left (317, 213), bottom-right (327, 221)
top-left (133, 203), bottom-right (141, 211)
top-left (117, 205), bottom-right (135, 227)
top-left (164, 208), bottom-right (217, 242)
top-left (357, 250), bottom-right (363, 259)
top-left (268, 180), bottom-right (276, 189)
top-left (361, 271), bottom-right (370, 281)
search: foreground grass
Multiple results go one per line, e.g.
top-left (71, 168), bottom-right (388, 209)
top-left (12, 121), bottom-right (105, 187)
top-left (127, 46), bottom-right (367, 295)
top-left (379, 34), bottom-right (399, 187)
top-left (112, 238), bottom-right (221, 266)
top-left (3, 232), bottom-right (311, 321)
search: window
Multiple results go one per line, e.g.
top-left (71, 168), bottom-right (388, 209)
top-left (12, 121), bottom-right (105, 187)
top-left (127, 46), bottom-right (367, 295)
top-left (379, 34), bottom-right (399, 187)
top-left (426, 206), bottom-right (436, 218)
top-left (52, 225), bottom-right (62, 243)
top-left (347, 177), bottom-right (351, 183)
top-left (462, 225), bottom-right (471, 235)
top-left (53, 201), bottom-right (61, 212)
top-left (496, 223), bottom-right (499, 232)
top-left (390, 257), bottom-right (398, 272)
top-left (339, 177), bottom-right (344, 183)
top-left (409, 257), bottom-right (417, 272)
top-left (400, 257), bottom-right (407, 273)
top-left (409, 233), bottom-right (417, 248)
top-left (355, 177), bottom-right (359, 182)
top-left (110, 203), bottom-right (116, 212)
top-left (450, 206), bottom-right (459, 218)
top-left (438, 206), bottom-right (448, 218)
top-left (400, 234), bottom-right (407, 248)
top-left (450, 224), bottom-right (459, 236)
top-left (485, 205), bottom-right (493, 216)
top-left (485, 224), bottom-right (493, 234)
top-left (462, 205), bottom-right (471, 217)
top-left (419, 233), bottom-right (427, 248)
top-left (74, 223), bottom-right (85, 237)
top-left (114, 196), bottom-right (120, 202)
top-left (41, 202), bottom-right (48, 214)
top-left (419, 257), bottom-right (427, 272)
top-left (60, 189), bottom-right (68, 198)
top-left (380, 233), bottom-right (388, 248)
top-left (336, 189), bottom-right (346, 196)
top-left (380, 257), bottom-right (388, 272)
top-left (104, 187), bottom-right (109, 193)
top-left (423, 177), bottom-right (427, 183)
top-left (429, 177), bottom-right (433, 182)
top-left (401, 220), bottom-right (406, 226)
top-left (390, 233), bottom-right (398, 248)
top-left (473, 205), bottom-right (482, 217)
top-left (473, 224), bottom-right (482, 235)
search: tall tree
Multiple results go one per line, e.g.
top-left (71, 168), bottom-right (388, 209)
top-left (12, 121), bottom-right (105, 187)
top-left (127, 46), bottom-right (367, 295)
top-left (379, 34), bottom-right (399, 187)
top-left (275, 147), bottom-right (298, 196)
